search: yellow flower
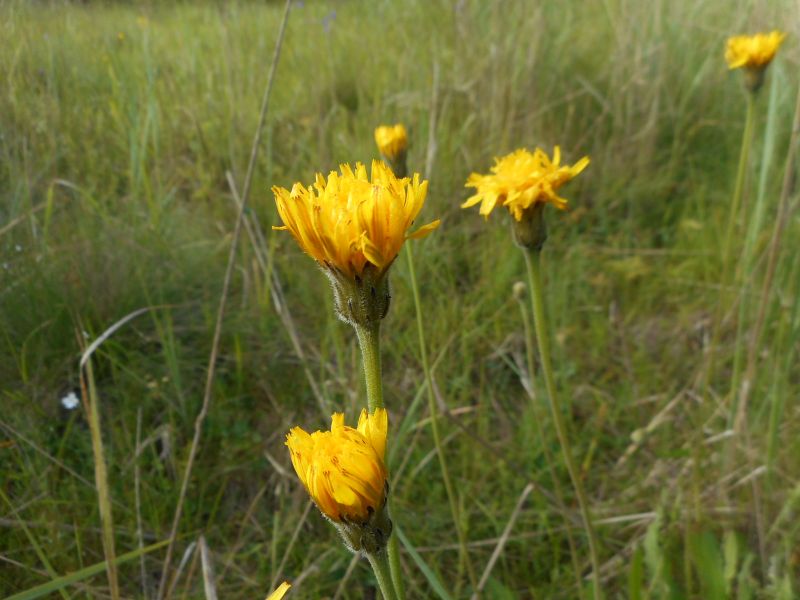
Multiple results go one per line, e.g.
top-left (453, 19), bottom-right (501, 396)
top-left (725, 31), bottom-right (785, 70)
top-left (374, 124), bottom-right (408, 162)
top-left (286, 409), bottom-right (388, 523)
top-left (463, 147), bottom-right (589, 222)
top-left (272, 161), bottom-right (439, 279)
top-left (265, 582), bottom-right (291, 600)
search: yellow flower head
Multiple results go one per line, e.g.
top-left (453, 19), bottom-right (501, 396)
top-left (463, 147), bottom-right (589, 222)
top-left (725, 31), bottom-right (785, 70)
top-left (374, 124), bottom-right (408, 162)
top-left (286, 409), bottom-right (388, 523)
top-left (265, 582), bottom-right (291, 600)
top-left (272, 161), bottom-right (439, 279)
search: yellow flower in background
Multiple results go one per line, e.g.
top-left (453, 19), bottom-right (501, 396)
top-left (265, 582), bottom-right (291, 600)
top-left (286, 409), bottom-right (388, 523)
top-left (374, 124), bottom-right (408, 162)
top-left (725, 31), bottom-right (785, 70)
top-left (463, 147), bottom-right (589, 222)
top-left (272, 161), bottom-right (439, 279)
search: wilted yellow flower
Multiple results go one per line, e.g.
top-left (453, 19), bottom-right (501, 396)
top-left (374, 124), bottom-right (408, 162)
top-left (287, 409), bottom-right (388, 523)
top-left (272, 161), bottom-right (439, 279)
top-left (726, 31), bottom-right (785, 70)
top-left (463, 147), bottom-right (589, 222)
top-left (265, 582), bottom-right (291, 600)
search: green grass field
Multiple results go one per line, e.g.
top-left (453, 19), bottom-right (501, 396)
top-left (2, 0), bottom-right (799, 598)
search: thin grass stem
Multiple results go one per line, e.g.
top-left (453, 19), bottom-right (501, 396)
top-left (738, 81), bottom-right (800, 437)
top-left (0, 488), bottom-right (71, 600)
top-left (405, 244), bottom-right (477, 593)
top-left (156, 2), bottom-right (293, 596)
top-left (80, 357), bottom-right (120, 600)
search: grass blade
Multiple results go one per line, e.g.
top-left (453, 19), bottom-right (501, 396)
top-left (6, 540), bottom-right (169, 600)
top-left (80, 355), bottom-right (120, 600)
top-left (394, 525), bottom-right (453, 600)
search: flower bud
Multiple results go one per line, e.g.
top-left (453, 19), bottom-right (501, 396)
top-left (286, 410), bottom-right (393, 553)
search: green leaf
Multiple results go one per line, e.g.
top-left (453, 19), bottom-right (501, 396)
top-left (628, 543), bottom-right (645, 600)
top-left (395, 525), bottom-right (453, 600)
top-left (722, 529), bottom-right (738, 595)
top-left (483, 576), bottom-right (517, 600)
top-left (687, 529), bottom-right (725, 600)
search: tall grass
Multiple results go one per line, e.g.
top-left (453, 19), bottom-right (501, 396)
top-left (1, 0), bottom-right (798, 597)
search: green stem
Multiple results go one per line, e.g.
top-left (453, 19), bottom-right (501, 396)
top-left (516, 294), bottom-right (585, 599)
top-left (405, 245), bottom-right (477, 592)
top-left (722, 93), bottom-right (757, 280)
top-left (353, 319), bottom-right (405, 598)
top-left (524, 249), bottom-right (602, 600)
top-left (354, 321), bottom-right (384, 412)
top-left (387, 532), bottom-right (406, 600)
top-left (706, 92), bottom-right (757, 392)
top-left (722, 95), bottom-right (758, 423)
top-left (366, 550), bottom-right (399, 600)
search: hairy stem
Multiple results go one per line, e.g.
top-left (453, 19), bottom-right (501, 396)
top-left (354, 321), bottom-right (384, 412)
top-left (367, 550), bottom-right (400, 600)
top-left (524, 249), bottom-right (602, 600)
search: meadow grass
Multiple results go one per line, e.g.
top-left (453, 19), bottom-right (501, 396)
top-left (1, 0), bottom-right (799, 597)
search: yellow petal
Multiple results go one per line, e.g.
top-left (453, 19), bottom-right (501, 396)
top-left (265, 581), bottom-right (291, 600)
top-left (331, 413), bottom-right (345, 431)
top-left (357, 408), bottom-right (388, 461)
top-left (406, 220), bottom-right (441, 240)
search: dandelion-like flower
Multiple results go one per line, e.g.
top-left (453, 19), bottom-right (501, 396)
top-left (273, 161), bottom-right (439, 325)
top-left (463, 147), bottom-right (589, 222)
top-left (463, 147), bottom-right (589, 249)
top-left (286, 409), bottom-right (392, 552)
top-left (374, 124), bottom-right (408, 164)
top-left (726, 31), bottom-right (785, 93)
top-left (726, 31), bottom-right (785, 70)
top-left (273, 161), bottom-right (437, 278)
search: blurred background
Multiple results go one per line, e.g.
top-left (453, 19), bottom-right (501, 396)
top-left (1, 0), bottom-right (798, 597)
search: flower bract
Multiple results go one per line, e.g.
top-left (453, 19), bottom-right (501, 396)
top-left (286, 409), bottom-right (388, 523)
top-left (272, 161), bottom-right (439, 279)
top-left (463, 147), bottom-right (589, 222)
